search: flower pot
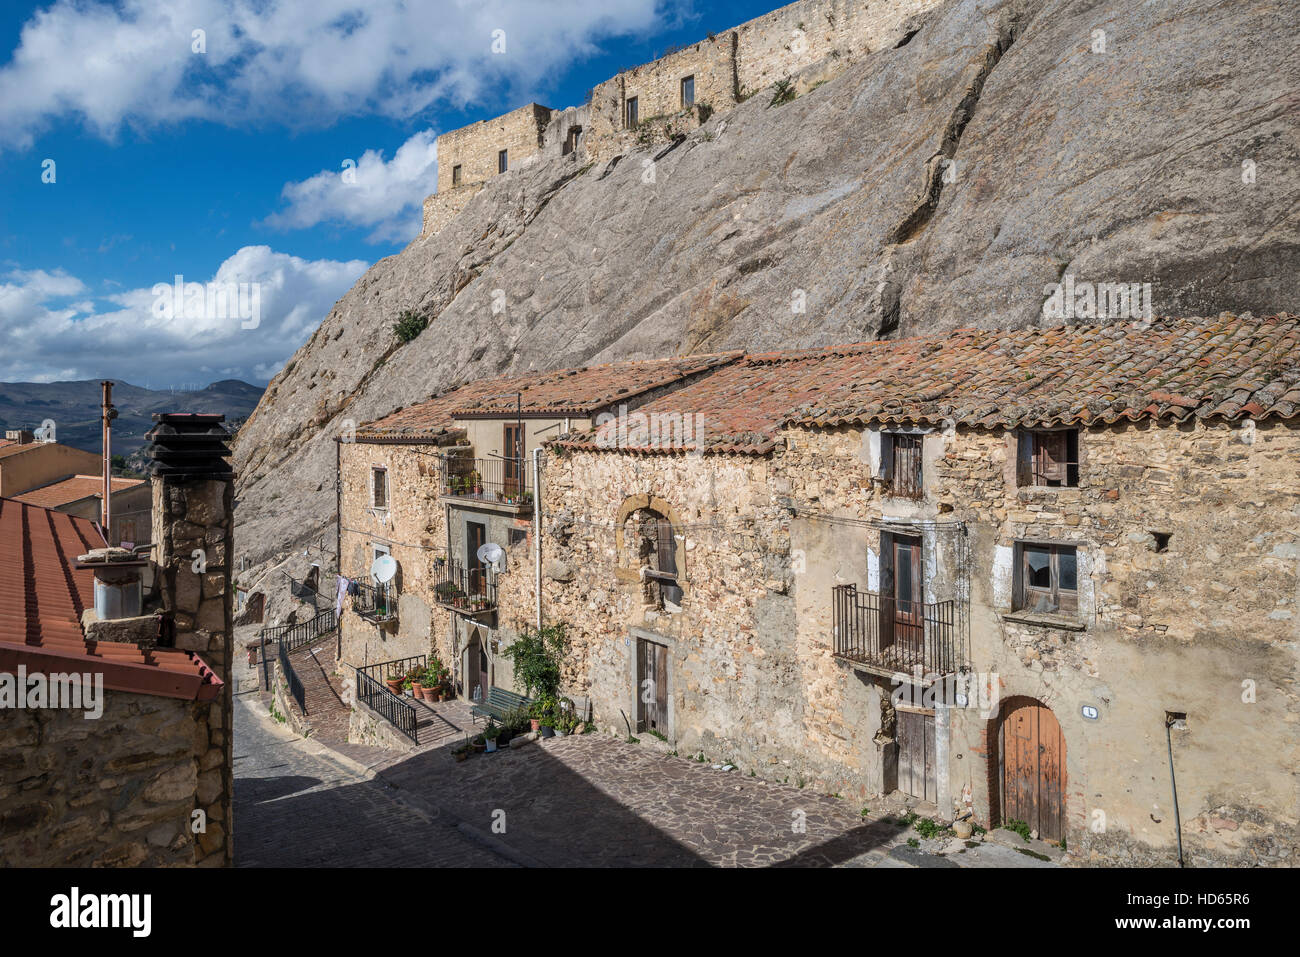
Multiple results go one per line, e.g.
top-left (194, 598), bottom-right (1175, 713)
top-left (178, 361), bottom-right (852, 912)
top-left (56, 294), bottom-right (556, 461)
top-left (454, 750), bottom-right (468, 762)
top-left (473, 742), bottom-right (485, 753)
top-left (411, 681), bottom-right (424, 696)
top-left (539, 725), bottom-right (554, 738)
top-left (485, 739), bottom-right (498, 753)
top-left (530, 719), bottom-right (540, 732)
top-left (385, 679), bottom-right (403, 694)
top-left (554, 727), bottom-right (568, 737)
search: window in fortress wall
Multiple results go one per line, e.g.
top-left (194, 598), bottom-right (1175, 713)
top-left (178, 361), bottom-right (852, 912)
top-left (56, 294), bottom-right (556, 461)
top-left (498, 149), bottom-right (508, 173)
top-left (681, 75), bottom-right (694, 108)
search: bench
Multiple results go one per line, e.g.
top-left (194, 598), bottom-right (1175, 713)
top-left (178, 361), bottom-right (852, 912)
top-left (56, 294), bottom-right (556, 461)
top-left (470, 686), bottom-right (531, 725)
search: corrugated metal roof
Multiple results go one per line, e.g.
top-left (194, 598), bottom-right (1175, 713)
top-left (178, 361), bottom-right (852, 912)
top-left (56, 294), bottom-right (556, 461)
top-left (0, 497), bottom-right (222, 701)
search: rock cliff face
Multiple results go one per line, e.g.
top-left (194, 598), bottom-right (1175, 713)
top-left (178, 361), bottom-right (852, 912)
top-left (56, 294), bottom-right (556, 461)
top-left (232, 0), bottom-right (1299, 575)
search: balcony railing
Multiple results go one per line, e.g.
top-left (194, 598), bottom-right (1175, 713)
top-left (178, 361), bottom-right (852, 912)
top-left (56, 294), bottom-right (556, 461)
top-left (352, 581), bottom-right (398, 624)
top-left (355, 655), bottom-right (425, 743)
top-left (432, 558), bottom-right (497, 614)
top-left (440, 456), bottom-right (532, 509)
top-left (832, 584), bottom-right (965, 676)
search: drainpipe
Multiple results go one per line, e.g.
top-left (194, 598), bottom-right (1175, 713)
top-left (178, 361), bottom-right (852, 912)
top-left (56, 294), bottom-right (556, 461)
top-left (1165, 711), bottom-right (1187, 867)
top-left (533, 447), bottom-right (543, 631)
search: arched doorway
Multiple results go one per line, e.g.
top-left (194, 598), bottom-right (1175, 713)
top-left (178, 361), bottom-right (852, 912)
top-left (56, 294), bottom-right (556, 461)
top-left (995, 697), bottom-right (1066, 843)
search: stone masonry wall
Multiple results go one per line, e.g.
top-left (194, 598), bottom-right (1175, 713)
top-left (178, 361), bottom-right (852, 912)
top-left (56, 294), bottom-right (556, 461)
top-left (434, 102), bottom-right (551, 193)
top-left (151, 476), bottom-right (234, 866)
top-left (429, 0), bottom-right (945, 217)
top-left (421, 182), bottom-right (484, 238)
top-left (536, 416), bottom-right (1300, 865)
top-left (0, 691), bottom-right (223, 866)
top-left (338, 440), bottom-right (451, 671)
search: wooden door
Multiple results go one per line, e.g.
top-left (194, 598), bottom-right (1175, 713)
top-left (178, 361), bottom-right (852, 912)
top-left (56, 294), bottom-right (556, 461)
top-left (636, 639), bottom-right (668, 734)
top-left (465, 635), bottom-right (482, 702)
top-left (897, 709), bottom-right (936, 802)
top-left (503, 424), bottom-right (522, 495)
top-left (999, 699), bottom-right (1066, 842)
top-left (886, 534), bottom-right (923, 662)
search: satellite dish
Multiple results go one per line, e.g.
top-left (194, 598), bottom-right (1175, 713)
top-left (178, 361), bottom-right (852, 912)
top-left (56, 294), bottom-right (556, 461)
top-left (371, 554), bottom-right (398, 583)
top-left (477, 543), bottom-right (504, 567)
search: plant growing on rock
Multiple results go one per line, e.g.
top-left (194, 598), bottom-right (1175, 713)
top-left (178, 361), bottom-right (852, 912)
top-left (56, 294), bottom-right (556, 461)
top-left (392, 309), bottom-right (429, 344)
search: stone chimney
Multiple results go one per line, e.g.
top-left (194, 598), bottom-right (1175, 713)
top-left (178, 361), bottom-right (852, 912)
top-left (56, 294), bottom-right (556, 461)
top-left (145, 412), bottom-right (235, 864)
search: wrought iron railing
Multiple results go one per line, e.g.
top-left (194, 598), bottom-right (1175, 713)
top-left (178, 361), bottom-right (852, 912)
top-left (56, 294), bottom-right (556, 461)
top-left (352, 581), bottom-right (397, 623)
top-left (439, 455), bottom-right (532, 507)
top-left (256, 609), bottom-right (336, 690)
top-left (355, 655), bottom-right (427, 743)
top-left (278, 637), bottom-right (306, 713)
top-left (432, 558), bottom-right (497, 613)
top-left (832, 584), bottom-right (965, 676)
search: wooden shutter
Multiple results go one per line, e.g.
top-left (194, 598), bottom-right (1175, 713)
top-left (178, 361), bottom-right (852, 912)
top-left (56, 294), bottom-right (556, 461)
top-left (879, 432), bottom-right (894, 483)
top-left (1038, 431), bottom-right (1067, 484)
top-left (1016, 431), bottom-right (1033, 486)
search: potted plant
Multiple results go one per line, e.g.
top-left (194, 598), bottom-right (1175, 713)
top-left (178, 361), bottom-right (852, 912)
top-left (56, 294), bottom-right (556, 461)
top-left (453, 744), bottom-right (471, 762)
top-left (472, 734), bottom-right (486, 753)
top-left (483, 722), bottom-right (502, 753)
top-left (471, 471), bottom-right (483, 496)
top-left (385, 670), bottom-right (404, 694)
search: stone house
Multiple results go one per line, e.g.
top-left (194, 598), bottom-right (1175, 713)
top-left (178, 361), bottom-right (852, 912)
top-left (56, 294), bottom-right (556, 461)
top-left (332, 313), bottom-right (1298, 865)
top-left (336, 354), bottom-right (738, 704)
top-left (537, 314), bottom-right (1295, 866)
top-left (0, 414), bottom-right (235, 866)
top-left (13, 474), bottom-right (151, 548)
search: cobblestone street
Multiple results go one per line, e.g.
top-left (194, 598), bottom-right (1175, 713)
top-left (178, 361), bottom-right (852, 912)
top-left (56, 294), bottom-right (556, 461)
top-left (233, 691), bottom-right (1061, 868)
top-left (232, 692), bottom-right (510, 868)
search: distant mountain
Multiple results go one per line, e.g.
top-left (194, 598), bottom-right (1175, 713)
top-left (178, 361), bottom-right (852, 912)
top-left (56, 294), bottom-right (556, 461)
top-left (0, 378), bottom-right (263, 456)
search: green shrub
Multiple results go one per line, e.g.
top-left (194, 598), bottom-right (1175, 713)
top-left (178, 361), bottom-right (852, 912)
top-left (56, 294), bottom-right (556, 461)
top-left (500, 624), bottom-right (567, 699)
top-left (392, 309), bottom-right (429, 343)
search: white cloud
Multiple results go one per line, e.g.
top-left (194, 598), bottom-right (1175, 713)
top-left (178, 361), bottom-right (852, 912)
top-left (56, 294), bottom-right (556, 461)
top-left (264, 129), bottom-right (438, 243)
top-left (0, 0), bottom-right (667, 151)
top-left (0, 247), bottom-right (367, 384)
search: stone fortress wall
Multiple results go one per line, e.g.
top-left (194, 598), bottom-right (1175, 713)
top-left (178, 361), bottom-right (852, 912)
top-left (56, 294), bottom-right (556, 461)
top-left (423, 0), bottom-right (943, 235)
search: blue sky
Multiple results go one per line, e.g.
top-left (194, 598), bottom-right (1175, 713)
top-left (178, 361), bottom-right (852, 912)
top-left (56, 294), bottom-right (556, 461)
top-left (0, 0), bottom-right (778, 386)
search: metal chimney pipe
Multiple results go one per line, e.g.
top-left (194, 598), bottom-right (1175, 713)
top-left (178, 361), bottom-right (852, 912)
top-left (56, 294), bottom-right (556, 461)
top-left (101, 381), bottom-right (115, 537)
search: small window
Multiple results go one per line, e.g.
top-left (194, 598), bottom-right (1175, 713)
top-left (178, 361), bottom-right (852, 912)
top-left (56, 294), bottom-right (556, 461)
top-left (371, 467), bottom-right (388, 509)
top-left (508, 527), bottom-right (529, 548)
top-left (1015, 542), bottom-right (1078, 615)
top-left (497, 149), bottom-right (508, 173)
top-left (626, 507), bottom-right (682, 610)
top-left (564, 125), bottom-right (583, 155)
top-left (451, 164), bottom-right (462, 186)
top-left (625, 96), bottom-right (639, 128)
top-left (1019, 429), bottom-right (1079, 487)
top-left (880, 432), bottom-right (924, 498)
top-left (681, 75), bottom-right (695, 108)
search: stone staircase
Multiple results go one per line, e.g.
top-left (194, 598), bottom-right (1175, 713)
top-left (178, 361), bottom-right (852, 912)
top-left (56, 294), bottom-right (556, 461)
top-left (285, 640), bottom-right (351, 742)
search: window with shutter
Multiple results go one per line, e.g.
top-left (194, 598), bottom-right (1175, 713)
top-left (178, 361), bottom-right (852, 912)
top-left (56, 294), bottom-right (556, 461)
top-left (1020, 429), bottom-right (1080, 486)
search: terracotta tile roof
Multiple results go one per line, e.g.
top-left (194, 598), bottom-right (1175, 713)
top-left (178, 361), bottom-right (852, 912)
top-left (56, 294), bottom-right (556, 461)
top-left (0, 497), bottom-right (222, 701)
top-left (562, 314), bottom-right (1300, 455)
top-left (357, 353), bottom-right (741, 439)
top-left (13, 475), bottom-right (147, 509)
top-left (0, 441), bottom-right (43, 461)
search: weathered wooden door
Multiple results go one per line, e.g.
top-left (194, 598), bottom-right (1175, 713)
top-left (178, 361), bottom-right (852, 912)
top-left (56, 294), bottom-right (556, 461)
top-left (897, 709), bottom-right (936, 802)
top-left (999, 699), bottom-right (1066, 842)
top-left (636, 638), bottom-right (668, 734)
top-left (883, 534), bottom-right (923, 663)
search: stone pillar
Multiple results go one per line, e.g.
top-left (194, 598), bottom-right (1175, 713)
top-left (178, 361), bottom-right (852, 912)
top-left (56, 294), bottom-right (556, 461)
top-left (146, 413), bottom-right (234, 866)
